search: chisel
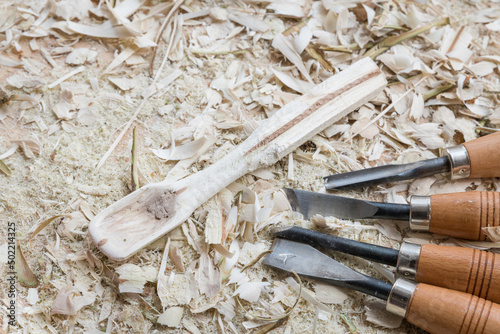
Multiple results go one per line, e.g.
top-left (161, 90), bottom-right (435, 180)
top-left (324, 131), bottom-right (500, 190)
top-left (272, 226), bottom-right (500, 304)
top-left (264, 238), bottom-right (500, 334)
top-left (283, 188), bottom-right (500, 241)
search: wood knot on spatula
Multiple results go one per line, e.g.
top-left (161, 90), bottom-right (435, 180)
top-left (146, 189), bottom-right (176, 220)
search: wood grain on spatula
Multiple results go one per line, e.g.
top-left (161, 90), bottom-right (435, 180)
top-left (89, 57), bottom-right (387, 260)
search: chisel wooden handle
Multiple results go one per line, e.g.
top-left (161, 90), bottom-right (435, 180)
top-left (406, 283), bottom-right (500, 334)
top-left (429, 191), bottom-right (500, 240)
top-left (415, 244), bottom-right (500, 304)
top-left (463, 131), bottom-right (500, 178)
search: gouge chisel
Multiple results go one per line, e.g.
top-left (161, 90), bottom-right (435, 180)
top-left (264, 238), bottom-right (500, 334)
top-left (324, 131), bottom-right (500, 190)
top-left (284, 188), bottom-right (500, 241)
top-left (273, 226), bottom-right (500, 304)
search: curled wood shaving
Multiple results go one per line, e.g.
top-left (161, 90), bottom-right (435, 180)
top-left (169, 245), bottom-right (185, 272)
top-left (482, 227), bottom-right (500, 242)
top-left (103, 46), bottom-right (138, 74)
top-left (151, 136), bottom-right (209, 161)
top-left (0, 146), bottom-right (18, 160)
top-left (272, 33), bottom-right (312, 83)
top-left (253, 317), bottom-right (289, 334)
top-left (0, 159), bottom-right (11, 176)
top-left (423, 83), bottom-right (455, 101)
top-left (364, 17), bottom-right (450, 59)
top-left (30, 215), bottom-right (67, 241)
top-left (286, 276), bottom-right (334, 314)
top-left (212, 243), bottom-right (234, 259)
top-left (340, 313), bottom-right (359, 333)
top-left (272, 68), bottom-right (312, 94)
top-left (66, 21), bottom-right (137, 38)
top-left (240, 250), bottom-right (272, 272)
top-left (15, 244), bottom-right (39, 288)
top-left (51, 284), bottom-right (96, 316)
top-left (364, 300), bottom-right (403, 328)
top-left (305, 45), bottom-right (333, 72)
top-left (0, 54), bottom-right (22, 67)
top-left (158, 306), bottom-right (184, 327)
top-left (80, 201), bottom-right (96, 221)
top-left (5, 0), bottom-right (500, 332)
top-left (236, 270), bottom-right (302, 323)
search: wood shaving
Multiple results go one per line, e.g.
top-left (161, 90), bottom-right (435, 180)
top-left (158, 306), bottom-right (184, 327)
top-left (115, 263), bottom-right (158, 294)
top-left (2, 0), bottom-right (500, 333)
top-left (365, 300), bottom-right (403, 329)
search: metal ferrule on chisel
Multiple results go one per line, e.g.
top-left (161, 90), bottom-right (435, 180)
top-left (386, 279), bottom-right (418, 318)
top-left (396, 242), bottom-right (422, 281)
top-left (409, 195), bottom-right (431, 232)
top-left (443, 145), bottom-right (471, 179)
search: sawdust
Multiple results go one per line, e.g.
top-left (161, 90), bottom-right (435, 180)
top-left (0, 0), bottom-right (499, 333)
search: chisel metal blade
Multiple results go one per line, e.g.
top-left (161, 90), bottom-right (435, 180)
top-left (283, 188), bottom-right (410, 221)
top-left (272, 226), bottom-right (399, 266)
top-left (324, 156), bottom-right (450, 190)
top-left (264, 238), bottom-right (363, 282)
top-left (264, 238), bottom-right (393, 300)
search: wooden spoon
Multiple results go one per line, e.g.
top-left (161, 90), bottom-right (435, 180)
top-left (89, 57), bottom-right (387, 260)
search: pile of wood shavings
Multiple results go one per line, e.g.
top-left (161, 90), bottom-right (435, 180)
top-left (1, 0), bottom-right (499, 333)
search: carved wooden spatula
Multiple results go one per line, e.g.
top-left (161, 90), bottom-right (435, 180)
top-left (89, 57), bottom-right (387, 260)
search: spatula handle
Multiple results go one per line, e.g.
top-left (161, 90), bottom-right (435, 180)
top-left (406, 283), bottom-right (500, 334)
top-left (415, 244), bottom-right (500, 304)
top-left (463, 132), bottom-right (500, 178)
top-left (429, 191), bottom-right (500, 240)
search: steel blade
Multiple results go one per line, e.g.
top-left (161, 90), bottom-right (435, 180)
top-left (283, 188), bottom-right (379, 220)
top-left (264, 238), bottom-right (393, 300)
top-left (263, 238), bottom-right (366, 282)
top-left (272, 226), bottom-right (400, 266)
top-left (324, 156), bottom-right (450, 190)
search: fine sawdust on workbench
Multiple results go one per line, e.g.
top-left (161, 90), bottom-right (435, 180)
top-left (1, 0), bottom-right (500, 333)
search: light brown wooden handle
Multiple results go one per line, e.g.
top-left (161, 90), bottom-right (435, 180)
top-left (406, 283), bottom-right (500, 334)
top-left (416, 244), bottom-right (500, 304)
top-left (463, 132), bottom-right (500, 178)
top-left (429, 191), bottom-right (500, 240)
